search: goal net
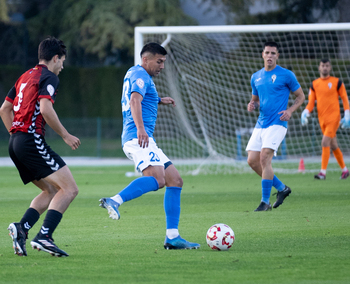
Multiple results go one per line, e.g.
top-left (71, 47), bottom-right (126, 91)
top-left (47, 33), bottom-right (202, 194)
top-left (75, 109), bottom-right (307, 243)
top-left (134, 24), bottom-right (350, 175)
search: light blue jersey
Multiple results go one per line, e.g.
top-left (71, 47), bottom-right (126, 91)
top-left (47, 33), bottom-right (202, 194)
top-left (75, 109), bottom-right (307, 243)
top-left (121, 65), bottom-right (159, 145)
top-left (251, 65), bottom-right (300, 128)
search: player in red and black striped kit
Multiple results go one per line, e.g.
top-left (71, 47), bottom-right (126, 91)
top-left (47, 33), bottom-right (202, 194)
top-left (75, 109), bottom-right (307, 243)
top-left (0, 36), bottom-right (80, 257)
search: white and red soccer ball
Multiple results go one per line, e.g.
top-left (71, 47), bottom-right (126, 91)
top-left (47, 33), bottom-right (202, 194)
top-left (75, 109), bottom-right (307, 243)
top-left (206, 223), bottom-right (235, 251)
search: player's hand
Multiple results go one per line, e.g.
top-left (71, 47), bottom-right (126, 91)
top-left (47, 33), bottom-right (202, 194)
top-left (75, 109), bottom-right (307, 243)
top-left (63, 134), bottom-right (81, 150)
top-left (279, 109), bottom-right (292, 121)
top-left (247, 100), bottom-right (258, 112)
top-left (301, 109), bottom-right (310, 126)
top-left (159, 97), bottom-right (176, 107)
top-left (341, 110), bottom-right (350, 128)
top-left (137, 129), bottom-right (149, 148)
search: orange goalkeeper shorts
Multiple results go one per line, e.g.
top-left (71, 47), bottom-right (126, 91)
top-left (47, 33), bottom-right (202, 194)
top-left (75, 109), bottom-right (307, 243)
top-left (319, 120), bottom-right (340, 138)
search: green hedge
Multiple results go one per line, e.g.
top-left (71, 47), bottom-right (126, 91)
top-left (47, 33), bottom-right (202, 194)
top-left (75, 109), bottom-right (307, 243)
top-left (0, 65), bottom-right (130, 118)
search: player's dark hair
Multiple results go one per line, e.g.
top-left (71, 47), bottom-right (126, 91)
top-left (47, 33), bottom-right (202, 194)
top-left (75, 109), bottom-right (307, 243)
top-left (264, 41), bottom-right (279, 51)
top-left (140, 42), bottom-right (167, 58)
top-left (38, 36), bottom-right (67, 61)
top-left (320, 58), bottom-right (330, 64)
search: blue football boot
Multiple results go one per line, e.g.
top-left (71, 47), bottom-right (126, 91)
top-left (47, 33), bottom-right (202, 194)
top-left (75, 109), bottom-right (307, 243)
top-left (164, 235), bottom-right (200, 250)
top-left (99, 198), bottom-right (120, 220)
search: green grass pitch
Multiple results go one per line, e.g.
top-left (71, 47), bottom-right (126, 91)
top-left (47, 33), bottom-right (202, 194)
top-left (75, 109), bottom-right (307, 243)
top-left (0, 166), bottom-right (350, 284)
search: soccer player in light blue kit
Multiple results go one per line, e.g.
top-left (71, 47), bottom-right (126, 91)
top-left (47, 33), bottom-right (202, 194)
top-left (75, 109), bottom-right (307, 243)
top-left (246, 41), bottom-right (305, 211)
top-left (99, 43), bottom-right (200, 249)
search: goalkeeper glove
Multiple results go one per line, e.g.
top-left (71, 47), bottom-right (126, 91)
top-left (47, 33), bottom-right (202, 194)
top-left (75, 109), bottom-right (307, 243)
top-left (301, 109), bottom-right (310, 126)
top-left (340, 110), bottom-right (350, 129)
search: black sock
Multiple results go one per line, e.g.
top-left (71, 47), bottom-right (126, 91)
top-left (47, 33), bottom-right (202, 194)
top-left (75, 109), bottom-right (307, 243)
top-left (38, 209), bottom-right (62, 239)
top-left (20, 208), bottom-right (40, 234)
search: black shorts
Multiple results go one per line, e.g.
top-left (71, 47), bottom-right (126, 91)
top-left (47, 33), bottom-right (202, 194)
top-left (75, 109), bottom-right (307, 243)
top-left (9, 132), bottom-right (66, 184)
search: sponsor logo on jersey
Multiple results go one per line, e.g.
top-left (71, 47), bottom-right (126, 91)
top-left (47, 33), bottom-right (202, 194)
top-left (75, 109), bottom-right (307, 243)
top-left (272, 74), bottom-right (277, 83)
top-left (328, 82), bottom-right (332, 89)
top-left (12, 121), bottom-right (24, 127)
top-left (136, 78), bottom-right (145, 88)
top-left (47, 84), bottom-right (55, 96)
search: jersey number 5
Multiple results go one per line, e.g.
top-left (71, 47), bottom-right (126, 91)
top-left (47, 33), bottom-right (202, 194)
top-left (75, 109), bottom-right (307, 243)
top-left (13, 83), bottom-right (27, 112)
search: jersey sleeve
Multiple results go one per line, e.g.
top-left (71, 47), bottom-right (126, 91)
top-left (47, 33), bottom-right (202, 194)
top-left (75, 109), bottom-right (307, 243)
top-left (338, 81), bottom-right (350, 111)
top-left (5, 86), bottom-right (16, 104)
top-left (130, 72), bottom-right (149, 98)
top-left (38, 73), bottom-right (59, 103)
top-left (288, 71), bottom-right (301, 92)
top-left (305, 83), bottom-right (316, 113)
top-left (251, 74), bottom-right (258, 96)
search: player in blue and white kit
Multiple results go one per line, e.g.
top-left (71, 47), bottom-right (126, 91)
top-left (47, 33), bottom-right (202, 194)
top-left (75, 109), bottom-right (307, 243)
top-left (246, 41), bottom-right (305, 211)
top-left (99, 43), bottom-right (200, 250)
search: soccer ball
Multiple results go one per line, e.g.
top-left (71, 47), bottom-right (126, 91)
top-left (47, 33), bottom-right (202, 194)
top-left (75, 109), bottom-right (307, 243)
top-left (206, 223), bottom-right (235, 251)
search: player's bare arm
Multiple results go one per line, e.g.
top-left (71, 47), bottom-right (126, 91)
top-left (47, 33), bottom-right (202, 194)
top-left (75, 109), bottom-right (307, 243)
top-left (40, 98), bottom-right (80, 150)
top-left (0, 100), bottom-right (14, 132)
top-left (279, 87), bottom-right (305, 121)
top-left (247, 95), bottom-right (259, 112)
top-left (159, 97), bottom-right (176, 107)
top-left (130, 92), bottom-right (148, 148)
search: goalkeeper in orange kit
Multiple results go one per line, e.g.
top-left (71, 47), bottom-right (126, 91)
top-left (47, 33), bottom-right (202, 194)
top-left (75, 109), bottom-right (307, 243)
top-left (301, 58), bottom-right (350, 180)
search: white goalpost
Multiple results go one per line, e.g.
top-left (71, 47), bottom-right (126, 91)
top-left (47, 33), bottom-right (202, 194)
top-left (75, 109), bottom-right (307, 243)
top-left (134, 23), bottom-right (350, 175)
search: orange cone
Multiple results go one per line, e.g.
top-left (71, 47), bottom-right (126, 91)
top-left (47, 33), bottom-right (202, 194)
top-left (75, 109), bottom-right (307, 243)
top-left (298, 158), bottom-right (305, 173)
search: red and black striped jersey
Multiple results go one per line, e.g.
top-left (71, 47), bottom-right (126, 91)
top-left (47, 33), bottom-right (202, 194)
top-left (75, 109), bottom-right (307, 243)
top-left (6, 64), bottom-right (59, 136)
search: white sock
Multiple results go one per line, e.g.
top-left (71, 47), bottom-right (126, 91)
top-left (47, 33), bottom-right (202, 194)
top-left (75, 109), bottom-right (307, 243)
top-left (320, 169), bottom-right (326, 175)
top-left (342, 166), bottom-right (348, 172)
top-left (111, 195), bottom-right (123, 205)
top-left (166, 229), bottom-right (179, 239)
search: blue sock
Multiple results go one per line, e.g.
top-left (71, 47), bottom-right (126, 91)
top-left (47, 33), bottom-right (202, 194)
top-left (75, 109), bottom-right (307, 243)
top-left (119, 176), bottom-right (159, 202)
top-left (164, 187), bottom-right (181, 229)
top-left (273, 175), bottom-right (285, 191)
top-left (261, 179), bottom-right (273, 204)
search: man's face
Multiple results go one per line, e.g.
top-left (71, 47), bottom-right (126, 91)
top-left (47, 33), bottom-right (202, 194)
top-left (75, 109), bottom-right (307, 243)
top-left (319, 61), bottom-right (331, 77)
top-left (143, 53), bottom-right (166, 77)
top-left (262, 46), bottom-right (279, 70)
top-left (53, 55), bottom-right (65, 76)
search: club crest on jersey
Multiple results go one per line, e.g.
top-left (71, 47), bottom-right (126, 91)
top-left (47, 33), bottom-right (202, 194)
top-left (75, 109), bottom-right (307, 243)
top-left (136, 78), bottom-right (145, 89)
top-left (328, 82), bottom-right (332, 89)
top-left (47, 84), bottom-right (55, 96)
top-left (271, 74), bottom-right (277, 83)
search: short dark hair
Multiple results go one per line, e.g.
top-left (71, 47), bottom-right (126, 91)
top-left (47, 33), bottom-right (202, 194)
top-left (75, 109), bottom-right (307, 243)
top-left (264, 41), bottom-right (279, 51)
top-left (320, 58), bottom-right (330, 64)
top-left (140, 42), bottom-right (167, 58)
top-left (38, 36), bottom-right (67, 61)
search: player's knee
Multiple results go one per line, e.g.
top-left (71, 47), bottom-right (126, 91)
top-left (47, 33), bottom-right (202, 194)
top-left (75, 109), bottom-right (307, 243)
top-left (171, 176), bottom-right (183, 188)
top-left (176, 177), bottom-right (183, 188)
top-left (72, 185), bottom-right (79, 198)
top-left (330, 141), bottom-right (338, 150)
top-left (65, 184), bottom-right (79, 199)
top-left (46, 184), bottom-right (58, 197)
top-left (157, 180), bottom-right (166, 189)
top-left (47, 188), bottom-right (58, 199)
top-left (247, 156), bottom-right (258, 169)
top-left (155, 177), bottom-right (166, 189)
top-left (260, 157), bottom-right (270, 168)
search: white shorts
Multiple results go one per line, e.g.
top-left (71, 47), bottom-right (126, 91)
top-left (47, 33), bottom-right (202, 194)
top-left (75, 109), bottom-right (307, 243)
top-left (245, 125), bottom-right (287, 154)
top-left (123, 138), bottom-right (170, 172)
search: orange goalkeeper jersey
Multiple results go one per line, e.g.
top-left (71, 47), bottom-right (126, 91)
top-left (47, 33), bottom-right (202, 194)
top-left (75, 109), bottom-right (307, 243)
top-left (306, 76), bottom-right (350, 124)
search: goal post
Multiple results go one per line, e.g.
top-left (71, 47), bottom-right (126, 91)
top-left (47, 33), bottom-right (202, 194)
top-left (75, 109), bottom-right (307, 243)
top-left (134, 23), bottom-right (350, 175)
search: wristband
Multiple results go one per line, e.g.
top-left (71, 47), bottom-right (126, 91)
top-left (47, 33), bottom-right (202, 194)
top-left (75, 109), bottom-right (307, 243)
top-left (158, 97), bottom-right (161, 104)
